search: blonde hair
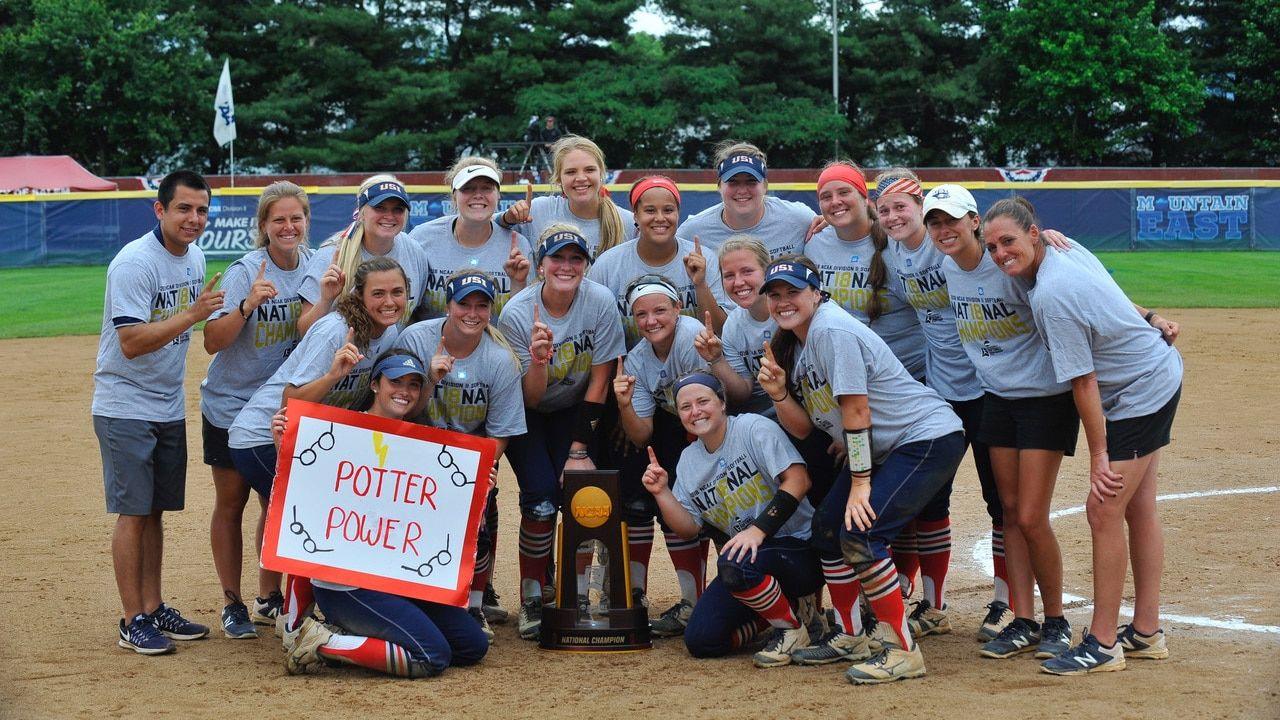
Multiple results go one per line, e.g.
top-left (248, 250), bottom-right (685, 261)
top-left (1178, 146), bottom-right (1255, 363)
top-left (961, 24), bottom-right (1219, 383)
top-left (443, 268), bottom-right (517, 364)
top-left (822, 159), bottom-right (890, 322)
top-left (444, 156), bottom-right (502, 190)
top-left (549, 135), bottom-right (625, 256)
top-left (253, 181), bottom-right (310, 248)
top-left (872, 167), bottom-right (923, 206)
top-left (712, 140), bottom-right (767, 170)
top-left (533, 222), bottom-right (590, 278)
top-left (327, 173), bottom-right (404, 295)
top-left (717, 234), bottom-right (770, 270)
top-left (334, 257), bottom-right (409, 352)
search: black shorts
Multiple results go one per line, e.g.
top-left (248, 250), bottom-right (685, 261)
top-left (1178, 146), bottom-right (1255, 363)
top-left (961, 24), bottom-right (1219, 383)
top-left (977, 391), bottom-right (1079, 456)
top-left (201, 414), bottom-right (236, 469)
top-left (1107, 386), bottom-right (1180, 461)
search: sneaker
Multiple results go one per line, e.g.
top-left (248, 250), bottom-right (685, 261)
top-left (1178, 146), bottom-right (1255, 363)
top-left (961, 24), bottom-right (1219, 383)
top-left (907, 600), bottom-right (951, 638)
top-left (118, 614), bottom-right (175, 655)
top-left (977, 600), bottom-right (1012, 641)
top-left (251, 591), bottom-right (284, 625)
top-left (221, 602), bottom-right (257, 639)
top-left (1040, 634), bottom-right (1126, 675)
top-left (469, 607), bottom-right (495, 643)
top-left (1036, 617), bottom-right (1073, 659)
top-left (845, 645), bottom-right (927, 684)
top-left (517, 598), bottom-right (543, 641)
top-left (980, 618), bottom-right (1041, 659)
top-left (285, 617), bottom-right (334, 675)
top-left (791, 629), bottom-right (873, 665)
top-left (149, 603), bottom-right (209, 641)
top-left (1116, 623), bottom-right (1169, 660)
top-left (866, 618), bottom-right (902, 653)
top-left (650, 600), bottom-right (694, 637)
top-left (796, 593), bottom-right (828, 640)
top-left (752, 624), bottom-right (810, 668)
top-left (482, 583), bottom-right (509, 624)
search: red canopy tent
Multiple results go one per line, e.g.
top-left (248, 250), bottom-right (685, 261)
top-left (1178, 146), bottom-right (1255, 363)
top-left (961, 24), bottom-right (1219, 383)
top-left (0, 155), bottom-right (117, 193)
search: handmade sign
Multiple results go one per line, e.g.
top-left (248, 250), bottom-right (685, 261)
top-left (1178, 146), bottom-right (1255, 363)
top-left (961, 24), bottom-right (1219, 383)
top-left (262, 399), bottom-right (497, 606)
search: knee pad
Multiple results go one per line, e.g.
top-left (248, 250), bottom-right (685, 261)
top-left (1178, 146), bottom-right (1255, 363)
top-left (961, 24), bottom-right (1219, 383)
top-left (839, 531), bottom-right (877, 567)
top-left (522, 500), bottom-right (558, 524)
top-left (715, 557), bottom-right (755, 592)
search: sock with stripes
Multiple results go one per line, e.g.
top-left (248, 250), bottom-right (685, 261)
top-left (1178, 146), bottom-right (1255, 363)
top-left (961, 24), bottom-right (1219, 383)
top-left (281, 574), bottom-right (314, 633)
top-left (731, 576), bottom-right (799, 629)
top-left (665, 532), bottom-right (707, 603)
top-left (628, 522), bottom-right (654, 593)
top-left (730, 617), bottom-right (771, 649)
top-left (317, 634), bottom-right (433, 678)
top-left (991, 525), bottom-right (1010, 605)
top-left (469, 547), bottom-right (493, 609)
top-left (891, 523), bottom-right (919, 598)
top-left (821, 557), bottom-right (864, 635)
top-left (860, 558), bottom-right (914, 651)
top-left (518, 518), bottom-right (555, 602)
top-left (917, 517), bottom-right (952, 609)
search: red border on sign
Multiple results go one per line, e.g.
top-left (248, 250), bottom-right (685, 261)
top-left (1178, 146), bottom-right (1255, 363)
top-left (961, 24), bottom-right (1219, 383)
top-left (261, 399), bottom-right (497, 607)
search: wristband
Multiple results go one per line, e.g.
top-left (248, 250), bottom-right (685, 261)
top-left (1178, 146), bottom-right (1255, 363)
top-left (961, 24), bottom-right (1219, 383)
top-left (567, 449), bottom-right (590, 460)
top-left (751, 490), bottom-right (800, 537)
top-left (572, 401), bottom-right (606, 445)
top-left (845, 427), bottom-right (872, 476)
top-left (239, 299), bottom-right (251, 320)
top-left (768, 390), bottom-right (788, 403)
top-left (1143, 310), bottom-right (1156, 323)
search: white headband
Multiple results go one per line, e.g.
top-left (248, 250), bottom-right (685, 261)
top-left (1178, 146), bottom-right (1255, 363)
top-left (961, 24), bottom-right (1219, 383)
top-left (627, 281), bottom-right (680, 307)
top-left (451, 165), bottom-right (502, 191)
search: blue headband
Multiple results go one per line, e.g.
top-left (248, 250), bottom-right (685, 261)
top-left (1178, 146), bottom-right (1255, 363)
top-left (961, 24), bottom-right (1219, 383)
top-left (673, 371), bottom-right (724, 399)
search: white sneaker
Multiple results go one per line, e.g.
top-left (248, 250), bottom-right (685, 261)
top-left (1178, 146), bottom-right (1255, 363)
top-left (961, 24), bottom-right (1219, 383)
top-left (752, 625), bottom-right (810, 668)
top-left (845, 645), bottom-right (927, 684)
top-left (1116, 624), bottom-right (1168, 660)
top-left (285, 618), bottom-right (333, 675)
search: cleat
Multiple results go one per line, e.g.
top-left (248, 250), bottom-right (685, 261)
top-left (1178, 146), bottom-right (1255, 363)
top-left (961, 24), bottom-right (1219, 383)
top-left (1036, 617), bottom-right (1072, 659)
top-left (469, 607), bottom-right (495, 643)
top-left (796, 594), bottom-right (828, 640)
top-left (791, 630), bottom-right (873, 665)
top-left (650, 600), bottom-right (694, 637)
top-left (752, 624), bottom-right (810, 668)
top-left (1040, 634), bottom-right (1126, 675)
top-left (285, 618), bottom-right (333, 675)
top-left (978, 600), bottom-right (1012, 641)
top-left (518, 598), bottom-right (543, 641)
top-left (866, 618), bottom-right (902, 653)
top-left (1116, 623), bottom-right (1168, 660)
top-left (251, 591), bottom-right (284, 625)
top-left (980, 618), bottom-right (1041, 659)
top-left (222, 602), bottom-right (258, 639)
top-left (118, 614), bottom-right (175, 655)
top-left (907, 600), bottom-right (951, 638)
top-left (845, 645), bottom-right (926, 684)
top-left (149, 604), bottom-right (209, 641)
top-left (482, 583), bottom-right (509, 624)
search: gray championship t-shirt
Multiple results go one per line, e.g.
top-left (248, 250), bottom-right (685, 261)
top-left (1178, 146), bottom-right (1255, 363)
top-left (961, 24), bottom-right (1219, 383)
top-left (677, 195), bottom-right (814, 258)
top-left (588, 237), bottom-right (731, 348)
top-left (394, 318), bottom-right (528, 437)
top-left (497, 280), bottom-right (626, 413)
top-left (407, 216), bottom-right (532, 318)
top-left (200, 246), bottom-right (314, 428)
top-left (803, 227), bottom-right (926, 378)
top-left (791, 302), bottom-right (961, 463)
top-left (721, 306), bottom-right (776, 416)
top-left (298, 233), bottom-right (431, 316)
top-left (886, 239), bottom-right (983, 401)
top-left (504, 195), bottom-right (637, 259)
top-left (1029, 244), bottom-right (1183, 420)
top-left (674, 413), bottom-right (814, 540)
top-left (228, 312), bottom-right (400, 449)
top-left (92, 229), bottom-right (206, 422)
top-left (623, 316), bottom-right (709, 418)
top-left (941, 253), bottom-right (1068, 398)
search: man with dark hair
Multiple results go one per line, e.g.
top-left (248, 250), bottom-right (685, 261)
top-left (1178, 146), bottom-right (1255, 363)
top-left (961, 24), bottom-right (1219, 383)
top-left (93, 169), bottom-right (222, 654)
top-left (539, 115), bottom-right (564, 146)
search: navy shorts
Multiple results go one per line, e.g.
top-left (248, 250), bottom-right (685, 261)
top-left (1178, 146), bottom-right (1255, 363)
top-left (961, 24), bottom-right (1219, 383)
top-left (201, 414), bottom-right (236, 469)
top-left (94, 415), bottom-right (187, 515)
top-left (230, 444), bottom-right (278, 497)
top-left (1107, 386), bottom-right (1180, 461)
top-left (978, 391), bottom-right (1079, 456)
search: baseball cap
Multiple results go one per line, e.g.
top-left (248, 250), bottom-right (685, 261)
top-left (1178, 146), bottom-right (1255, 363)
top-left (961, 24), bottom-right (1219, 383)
top-left (760, 260), bottom-right (821, 294)
top-left (447, 273), bottom-right (496, 303)
top-left (538, 229), bottom-right (590, 263)
top-left (451, 165), bottom-right (502, 192)
top-left (922, 184), bottom-right (978, 219)
top-left (717, 154), bottom-right (766, 183)
top-left (372, 354), bottom-right (426, 380)
top-left (358, 180), bottom-right (410, 210)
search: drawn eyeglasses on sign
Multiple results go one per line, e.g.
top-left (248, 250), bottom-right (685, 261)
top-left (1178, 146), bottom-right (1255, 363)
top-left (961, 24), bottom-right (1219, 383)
top-left (294, 422), bottom-right (336, 466)
top-left (290, 506), bottom-right (333, 554)
top-left (401, 534), bottom-right (453, 577)
top-left (437, 445), bottom-right (473, 488)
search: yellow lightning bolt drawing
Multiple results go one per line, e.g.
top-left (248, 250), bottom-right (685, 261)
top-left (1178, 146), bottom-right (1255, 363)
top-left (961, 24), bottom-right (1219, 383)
top-left (372, 431), bottom-right (389, 467)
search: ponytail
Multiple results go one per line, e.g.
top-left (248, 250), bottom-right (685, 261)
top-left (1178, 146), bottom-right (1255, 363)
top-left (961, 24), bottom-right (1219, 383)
top-left (330, 174), bottom-right (404, 295)
top-left (550, 135), bottom-right (624, 257)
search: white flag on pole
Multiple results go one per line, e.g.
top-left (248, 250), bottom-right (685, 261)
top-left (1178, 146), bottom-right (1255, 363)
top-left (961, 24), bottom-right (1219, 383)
top-left (213, 59), bottom-right (236, 147)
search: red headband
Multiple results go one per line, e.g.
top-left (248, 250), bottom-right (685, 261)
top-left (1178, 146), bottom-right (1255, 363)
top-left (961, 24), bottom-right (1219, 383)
top-left (629, 176), bottom-right (681, 208)
top-left (817, 164), bottom-right (868, 198)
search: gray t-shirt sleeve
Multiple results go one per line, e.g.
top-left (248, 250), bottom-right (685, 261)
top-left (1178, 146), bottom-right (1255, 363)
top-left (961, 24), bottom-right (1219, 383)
top-left (748, 414), bottom-right (805, 479)
top-left (484, 347), bottom-right (528, 437)
top-left (211, 259), bottom-right (252, 321)
top-left (819, 326), bottom-right (870, 397)
top-left (298, 245), bottom-right (338, 305)
top-left (497, 290), bottom-right (534, 373)
top-left (107, 260), bottom-right (158, 326)
top-left (624, 352), bottom-right (656, 419)
top-left (287, 317), bottom-right (343, 388)
top-left (1033, 301), bottom-right (1096, 384)
top-left (672, 454), bottom-right (706, 529)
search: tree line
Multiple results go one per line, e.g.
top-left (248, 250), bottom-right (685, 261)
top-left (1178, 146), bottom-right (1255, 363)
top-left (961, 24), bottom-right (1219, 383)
top-left (1, 0), bottom-right (1275, 176)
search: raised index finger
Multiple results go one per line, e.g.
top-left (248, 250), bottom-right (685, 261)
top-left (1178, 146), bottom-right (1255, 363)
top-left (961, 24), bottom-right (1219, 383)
top-left (203, 271), bottom-right (222, 292)
top-left (693, 235), bottom-right (702, 256)
top-left (533, 303), bottom-right (540, 325)
top-left (345, 327), bottom-right (355, 344)
top-left (703, 310), bottom-right (713, 329)
top-left (762, 339), bottom-right (776, 362)
top-left (257, 259), bottom-right (267, 280)
top-left (510, 231), bottom-right (520, 252)
top-left (616, 354), bottom-right (625, 378)
top-left (525, 182), bottom-right (534, 205)
top-left (436, 337), bottom-right (448, 357)
top-left (646, 445), bottom-right (658, 465)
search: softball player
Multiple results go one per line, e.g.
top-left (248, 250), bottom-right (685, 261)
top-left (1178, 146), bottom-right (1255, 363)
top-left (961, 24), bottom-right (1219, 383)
top-left (394, 270), bottom-right (526, 641)
top-left (201, 181), bottom-right (313, 639)
top-left (978, 198), bottom-right (1183, 675)
top-left (712, 236), bottom-right (776, 415)
top-left (498, 135), bottom-right (636, 258)
top-left (285, 350), bottom-right (490, 678)
top-left (641, 372), bottom-right (823, 668)
top-left (677, 140), bottom-right (818, 258)
top-left (297, 175), bottom-right (430, 334)
top-left (496, 225), bottom-right (626, 640)
top-left (756, 257), bottom-right (966, 684)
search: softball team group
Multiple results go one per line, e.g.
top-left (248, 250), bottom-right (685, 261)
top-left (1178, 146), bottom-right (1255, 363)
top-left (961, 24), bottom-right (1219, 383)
top-left (92, 135), bottom-right (1183, 685)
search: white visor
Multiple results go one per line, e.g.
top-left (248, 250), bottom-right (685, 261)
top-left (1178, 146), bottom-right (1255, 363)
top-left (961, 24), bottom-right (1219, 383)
top-left (451, 165), bottom-right (502, 191)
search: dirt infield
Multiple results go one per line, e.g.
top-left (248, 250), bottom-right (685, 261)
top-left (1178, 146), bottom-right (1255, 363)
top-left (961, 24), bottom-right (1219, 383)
top-left (2, 309), bottom-right (1277, 719)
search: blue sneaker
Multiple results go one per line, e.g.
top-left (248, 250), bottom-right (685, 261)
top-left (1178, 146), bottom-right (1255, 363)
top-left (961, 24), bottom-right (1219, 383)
top-left (1116, 623), bottom-right (1168, 659)
top-left (980, 617), bottom-right (1041, 659)
top-left (222, 602), bottom-right (258, 639)
top-left (1040, 634), bottom-right (1126, 675)
top-left (1036, 616), bottom-right (1072, 659)
top-left (149, 603), bottom-right (209, 640)
top-left (119, 614), bottom-right (175, 655)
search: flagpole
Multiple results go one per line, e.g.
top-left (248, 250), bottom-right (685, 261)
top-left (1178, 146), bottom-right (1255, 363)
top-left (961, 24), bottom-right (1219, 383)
top-left (230, 140), bottom-right (236, 188)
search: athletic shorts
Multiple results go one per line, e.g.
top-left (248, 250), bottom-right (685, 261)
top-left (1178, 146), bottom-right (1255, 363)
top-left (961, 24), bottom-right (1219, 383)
top-left (1107, 386), bottom-right (1180, 461)
top-left (201, 414), bottom-right (235, 469)
top-left (94, 415), bottom-right (187, 515)
top-left (977, 391), bottom-right (1079, 455)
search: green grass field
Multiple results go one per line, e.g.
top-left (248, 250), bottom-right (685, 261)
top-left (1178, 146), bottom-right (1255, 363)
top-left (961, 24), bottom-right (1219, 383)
top-left (0, 252), bottom-right (1275, 340)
